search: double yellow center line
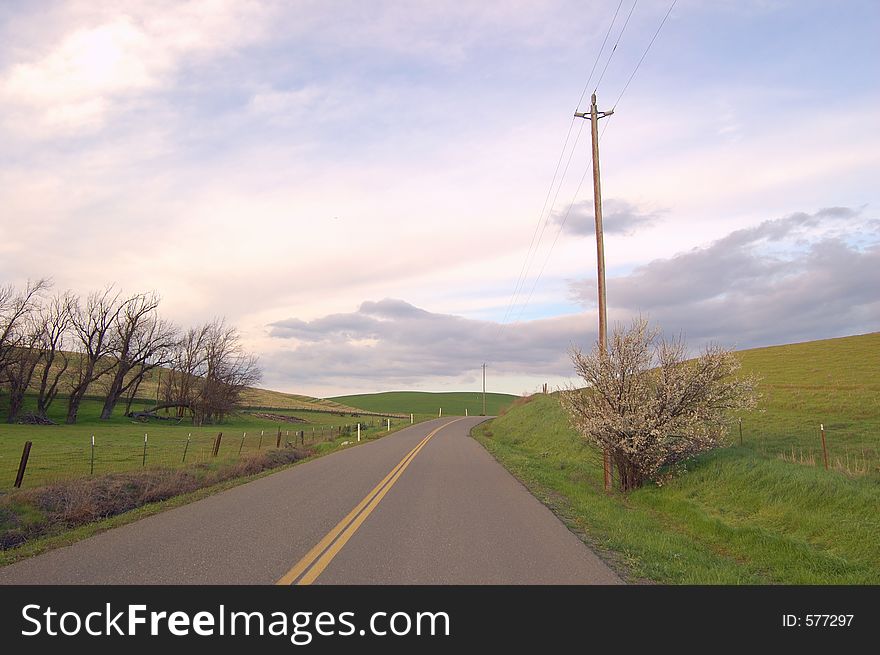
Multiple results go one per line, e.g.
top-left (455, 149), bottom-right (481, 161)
top-left (276, 418), bottom-right (465, 585)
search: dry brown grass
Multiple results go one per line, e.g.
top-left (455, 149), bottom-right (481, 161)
top-left (777, 446), bottom-right (877, 478)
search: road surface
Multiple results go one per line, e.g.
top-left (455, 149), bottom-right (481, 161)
top-left (0, 417), bottom-right (621, 584)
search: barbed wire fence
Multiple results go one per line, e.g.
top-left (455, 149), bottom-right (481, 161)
top-left (1, 417), bottom-right (405, 490)
top-left (734, 418), bottom-right (878, 478)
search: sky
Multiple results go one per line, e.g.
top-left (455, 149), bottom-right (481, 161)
top-left (1, 0), bottom-right (878, 397)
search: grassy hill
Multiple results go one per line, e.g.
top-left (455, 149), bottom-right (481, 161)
top-left (736, 332), bottom-right (880, 463)
top-left (329, 391), bottom-right (518, 416)
top-left (19, 353), bottom-right (361, 414)
top-left (473, 332), bottom-right (880, 584)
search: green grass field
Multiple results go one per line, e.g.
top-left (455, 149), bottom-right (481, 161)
top-left (330, 391), bottom-right (517, 417)
top-left (0, 394), bottom-right (414, 490)
top-left (736, 332), bottom-right (880, 471)
top-left (473, 333), bottom-right (880, 584)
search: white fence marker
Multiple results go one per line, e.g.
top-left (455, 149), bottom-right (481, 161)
top-left (410, 413), bottom-right (414, 424)
top-left (387, 418), bottom-right (390, 431)
top-left (357, 423), bottom-right (361, 442)
top-left (439, 407), bottom-right (442, 417)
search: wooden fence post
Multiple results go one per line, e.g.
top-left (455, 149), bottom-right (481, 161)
top-left (820, 423), bottom-right (829, 470)
top-left (14, 441), bottom-right (32, 488)
top-left (212, 432), bottom-right (223, 457)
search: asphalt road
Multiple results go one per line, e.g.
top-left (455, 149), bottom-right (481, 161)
top-left (0, 417), bottom-right (621, 585)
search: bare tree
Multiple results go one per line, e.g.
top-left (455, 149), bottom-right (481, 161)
top-left (562, 318), bottom-right (758, 491)
top-left (161, 323), bottom-right (211, 419)
top-left (4, 316), bottom-right (44, 422)
top-left (0, 279), bottom-right (49, 384)
top-left (65, 287), bottom-right (123, 424)
top-left (34, 291), bottom-right (75, 418)
top-left (0, 280), bottom-right (49, 420)
top-left (99, 292), bottom-right (178, 419)
top-left (159, 319), bottom-right (260, 424)
top-left (195, 319), bottom-right (261, 424)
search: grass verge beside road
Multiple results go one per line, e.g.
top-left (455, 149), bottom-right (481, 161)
top-left (473, 345), bottom-right (880, 584)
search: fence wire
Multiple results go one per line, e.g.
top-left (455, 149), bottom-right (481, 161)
top-left (1, 419), bottom-right (402, 490)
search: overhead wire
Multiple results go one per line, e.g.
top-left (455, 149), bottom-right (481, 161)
top-left (612, 0), bottom-right (677, 110)
top-left (495, 0), bottom-right (625, 337)
top-left (593, 0), bottom-right (639, 94)
top-left (508, 0), bottom-right (677, 324)
top-left (511, 121), bottom-right (611, 324)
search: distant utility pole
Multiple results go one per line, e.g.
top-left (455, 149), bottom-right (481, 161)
top-left (482, 363), bottom-right (487, 416)
top-left (575, 92), bottom-right (614, 492)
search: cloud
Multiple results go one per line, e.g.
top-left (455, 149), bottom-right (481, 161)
top-left (553, 199), bottom-right (664, 237)
top-left (266, 299), bottom-right (589, 390)
top-left (263, 204), bottom-right (879, 392)
top-left (569, 206), bottom-right (880, 346)
top-left (0, 1), bottom-right (271, 135)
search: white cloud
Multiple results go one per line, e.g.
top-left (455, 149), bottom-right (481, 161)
top-left (0, 0), bottom-right (272, 135)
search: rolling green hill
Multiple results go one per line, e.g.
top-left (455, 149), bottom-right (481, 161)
top-left (736, 332), bottom-right (880, 458)
top-left (473, 332), bottom-right (880, 584)
top-left (329, 391), bottom-right (518, 417)
top-left (20, 352), bottom-right (361, 414)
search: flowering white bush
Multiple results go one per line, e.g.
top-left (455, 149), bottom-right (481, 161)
top-left (562, 318), bottom-right (758, 491)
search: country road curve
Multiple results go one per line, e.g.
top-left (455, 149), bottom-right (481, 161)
top-left (0, 417), bottom-right (621, 585)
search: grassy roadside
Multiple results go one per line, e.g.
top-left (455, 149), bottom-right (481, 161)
top-left (473, 394), bottom-right (880, 584)
top-left (0, 396), bottom-right (423, 489)
top-left (0, 414), bottom-right (435, 566)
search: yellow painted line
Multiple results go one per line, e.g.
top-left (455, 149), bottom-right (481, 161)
top-left (275, 432), bottom-right (432, 586)
top-left (276, 418), bottom-right (465, 585)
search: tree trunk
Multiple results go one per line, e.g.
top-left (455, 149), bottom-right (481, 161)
top-left (100, 366), bottom-right (128, 419)
top-left (614, 454), bottom-right (645, 492)
top-left (66, 394), bottom-right (82, 424)
top-left (6, 353), bottom-right (41, 423)
top-left (66, 372), bottom-right (92, 425)
top-left (124, 375), bottom-right (144, 415)
top-left (37, 350), bottom-right (66, 418)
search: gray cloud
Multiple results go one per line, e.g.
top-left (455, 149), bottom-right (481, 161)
top-left (553, 198), bottom-right (664, 237)
top-left (263, 207), bottom-right (878, 392)
top-left (570, 206), bottom-right (880, 347)
top-left (266, 300), bottom-right (592, 389)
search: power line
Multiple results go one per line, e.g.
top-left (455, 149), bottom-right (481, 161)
top-left (496, 1), bottom-right (624, 336)
top-left (495, 119), bottom-right (577, 333)
top-left (511, 121), bottom-right (611, 325)
top-left (576, 0), bottom-right (625, 110)
top-left (612, 0), bottom-right (677, 110)
top-left (593, 0), bottom-right (639, 93)
top-left (508, 0), bottom-right (677, 325)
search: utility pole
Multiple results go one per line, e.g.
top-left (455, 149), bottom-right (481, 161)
top-left (575, 92), bottom-right (614, 492)
top-left (481, 363), bottom-right (487, 416)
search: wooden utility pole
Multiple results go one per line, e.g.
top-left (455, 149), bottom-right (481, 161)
top-left (575, 92), bottom-right (614, 492)
top-left (481, 363), bottom-right (487, 416)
